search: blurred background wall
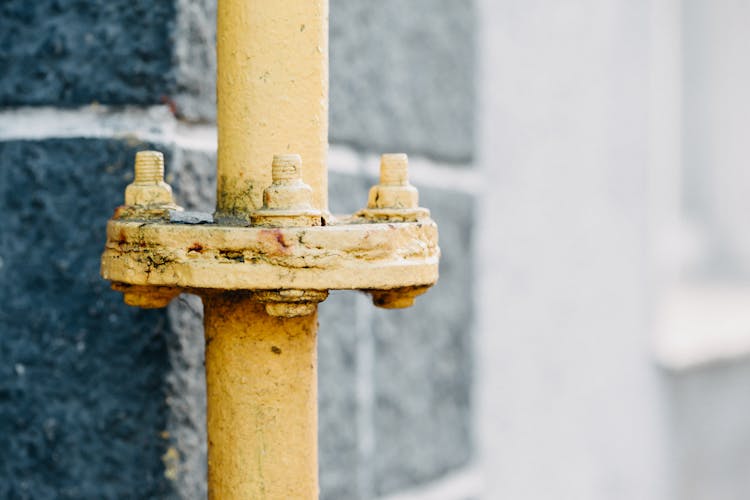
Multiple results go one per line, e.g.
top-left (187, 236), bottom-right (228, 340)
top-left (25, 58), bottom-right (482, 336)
top-left (478, 1), bottom-right (750, 500)
top-left (2, 1), bottom-right (750, 499)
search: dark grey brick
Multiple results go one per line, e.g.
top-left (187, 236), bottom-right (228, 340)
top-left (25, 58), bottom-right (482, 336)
top-left (371, 186), bottom-right (475, 495)
top-left (170, 146), bottom-right (217, 212)
top-left (165, 295), bottom-right (207, 500)
top-left (330, 0), bottom-right (476, 162)
top-left (0, 1), bottom-right (175, 106)
top-left (174, 0), bottom-right (217, 122)
top-left (0, 139), bottom-right (176, 498)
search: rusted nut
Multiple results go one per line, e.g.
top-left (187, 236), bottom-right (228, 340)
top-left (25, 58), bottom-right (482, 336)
top-left (357, 154), bottom-right (429, 222)
top-left (116, 151), bottom-right (182, 220)
top-left (251, 154), bottom-right (322, 228)
top-left (111, 283), bottom-right (181, 309)
top-left (254, 289), bottom-right (328, 317)
top-left (369, 285), bottom-right (431, 309)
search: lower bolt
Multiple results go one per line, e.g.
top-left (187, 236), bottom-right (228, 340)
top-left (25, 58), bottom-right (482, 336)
top-left (369, 286), bottom-right (431, 309)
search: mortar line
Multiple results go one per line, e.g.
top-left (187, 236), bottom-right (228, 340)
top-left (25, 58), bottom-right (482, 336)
top-left (0, 106), bottom-right (479, 194)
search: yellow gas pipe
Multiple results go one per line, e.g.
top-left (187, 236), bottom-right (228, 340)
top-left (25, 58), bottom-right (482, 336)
top-left (208, 1), bottom-right (328, 497)
top-left (101, 0), bottom-right (439, 498)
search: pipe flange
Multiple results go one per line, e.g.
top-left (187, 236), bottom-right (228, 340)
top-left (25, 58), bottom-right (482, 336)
top-left (367, 286), bottom-right (431, 309)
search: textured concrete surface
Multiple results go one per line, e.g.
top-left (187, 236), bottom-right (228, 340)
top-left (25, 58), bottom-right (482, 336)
top-left (0, 139), bottom-right (175, 498)
top-left (169, 0), bottom-right (476, 161)
top-left (170, 146), bottom-right (217, 212)
top-left (330, 0), bottom-right (476, 162)
top-left (0, 1), bottom-right (175, 106)
top-left (165, 295), bottom-right (207, 500)
top-left (372, 186), bottom-right (474, 496)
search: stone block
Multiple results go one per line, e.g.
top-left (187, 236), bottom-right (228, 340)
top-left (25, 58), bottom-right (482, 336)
top-left (0, 138), bottom-right (175, 498)
top-left (330, 0), bottom-right (476, 162)
top-left (0, 1), bottom-right (175, 106)
top-left (165, 295), bottom-right (208, 500)
top-left (170, 146), bottom-right (217, 212)
top-left (174, 0), bottom-right (217, 122)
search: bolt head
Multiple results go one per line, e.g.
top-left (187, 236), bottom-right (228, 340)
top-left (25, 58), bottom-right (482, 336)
top-left (112, 283), bottom-right (180, 309)
top-left (369, 286), bottom-right (431, 309)
top-left (254, 289), bottom-right (328, 317)
top-left (125, 181), bottom-right (175, 206)
top-left (367, 184), bottom-right (419, 210)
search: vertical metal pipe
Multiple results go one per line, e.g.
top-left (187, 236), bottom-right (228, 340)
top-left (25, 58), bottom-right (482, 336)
top-left (216, 0), bottom-right (329, 220)
top-left (204, 296), bottom-right (318, 498)
top-left (207, 0), bottom-right (328, 497)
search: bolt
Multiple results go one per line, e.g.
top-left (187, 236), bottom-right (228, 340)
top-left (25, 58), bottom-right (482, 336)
top-left (379, 153), bottom-right (409, 186)
top-left (122, 150), bottom-right (177, 211)
top-left (369, 286), bottom-right (430, 309)
top-left (272, 154), bottom-right (302, 182)
top-left (366, 154), bottom-right (419, 211)
top-left (134, 150), bottom-right (165, 184)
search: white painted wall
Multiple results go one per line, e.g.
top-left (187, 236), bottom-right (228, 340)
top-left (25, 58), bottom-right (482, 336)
top-left (476, 1), bottom-right (672, 498)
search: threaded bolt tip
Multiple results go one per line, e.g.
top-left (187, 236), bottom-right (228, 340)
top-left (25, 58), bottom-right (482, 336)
top-left (134, 150), bottom-right (165, 184)
top-left (272, 154), bottom-right (302, 182)
top-left (380, 154), bottom-right (409, 186)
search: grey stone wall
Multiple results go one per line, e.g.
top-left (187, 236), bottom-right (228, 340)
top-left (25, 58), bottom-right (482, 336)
top-left (0, 1), bottom-right (477, 498)
top-left (0, 139), bottom-right (176, 498)
top-left (0, 1), bottom-right (175, 105)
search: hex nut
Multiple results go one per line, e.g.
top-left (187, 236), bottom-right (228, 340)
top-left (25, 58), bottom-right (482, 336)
top-left (251, 154), bottom-right (322, 227)
top-left (254, 289), bottom-right (329, 317)
top-left (118, 151), bottom-right (182, 220)
top-left (111, 283), bottom-right (181, 309)
top-left (358, 154), bottom-right (429, 222)
top-left (369, 285), bottom-right (431, 309)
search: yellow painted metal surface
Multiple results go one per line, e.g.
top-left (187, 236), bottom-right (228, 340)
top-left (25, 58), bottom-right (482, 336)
top-left (204, 296), bottom-right (318, 499)
top-left (216, 0), bottom-right (329, 220)
top-left (101, 218), bottom-right (439, 291)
